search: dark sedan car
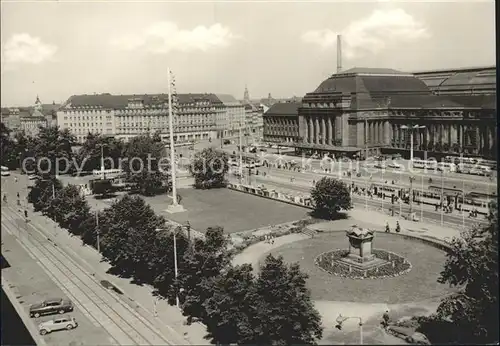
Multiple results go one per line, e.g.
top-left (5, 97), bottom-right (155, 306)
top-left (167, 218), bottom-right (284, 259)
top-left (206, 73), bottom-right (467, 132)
top-left (29, 298), bottom-right (73, 318)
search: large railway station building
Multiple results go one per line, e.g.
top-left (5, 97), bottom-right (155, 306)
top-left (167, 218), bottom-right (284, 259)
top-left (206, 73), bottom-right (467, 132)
top-left (264, 66), bottom-right (496, 160)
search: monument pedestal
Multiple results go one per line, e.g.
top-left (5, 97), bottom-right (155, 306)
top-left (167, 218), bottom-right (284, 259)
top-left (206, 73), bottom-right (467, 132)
top-left (166, 204), bottom-right (186, 214)
top-left (337, 225), bottom-right (388, 270)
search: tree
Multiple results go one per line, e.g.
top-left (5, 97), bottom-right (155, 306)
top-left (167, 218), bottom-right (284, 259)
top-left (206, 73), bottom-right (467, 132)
top-left (190, 148), bottom-right (228, 189)
top-left (202, 264), bottom-right (259, 344)
top-left (122, 134), bottom-right (168, 196)
top-left (251, 254), bottom-right (323, 345)
top-left (27, 177), bottom-right (63, 213)
top-left (151, 227), bottom-right (189, 298)
top-left (99, 195), bottom-right (165, 277)
top-left (0, 123), bottom-right (19, 169)
top-left (310, 177), bottom-right (352, 219)
top-left (73, 133), bottom-right (124, 174)
top-left (177, 226), bottom-right (231, 324)
top-left (90, 179), bottom-right (114, 198)
top-left (420, 202), bottom-right (498, 344)
top-left (48, 184), bottom-right (92, 235)
top-left (31, 126), bottom-right (76, 176)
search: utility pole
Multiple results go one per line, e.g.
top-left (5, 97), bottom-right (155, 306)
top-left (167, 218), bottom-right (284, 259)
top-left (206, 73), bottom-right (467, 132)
top-left (173, 229), bottom-right (179, 308)
top-left (441, 169), bottom-right (444, 226)
top-left (409, 176), bottom-right (415, 218)
top-left (335, 315), bottom-right (363, 345)
top-left (421, 174), bottom-right (424, 222)
top-left (238, 120), bottom-right (243, 184)
top-left (95, 208), bottom-right (100, 253)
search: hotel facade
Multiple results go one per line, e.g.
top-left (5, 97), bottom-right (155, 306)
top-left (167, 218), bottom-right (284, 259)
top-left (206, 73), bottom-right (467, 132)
top-left (57, 93), bottom-right (244, 143)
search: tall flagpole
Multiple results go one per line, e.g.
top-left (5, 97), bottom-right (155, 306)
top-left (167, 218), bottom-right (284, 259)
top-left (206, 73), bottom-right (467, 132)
top-left (166, 68), bottom-right (185, 213)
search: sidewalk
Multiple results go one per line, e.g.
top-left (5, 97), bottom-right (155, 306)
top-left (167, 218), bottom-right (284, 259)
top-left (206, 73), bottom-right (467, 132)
top-left (258, 172), bottom-right (488, 221)
top-left (309, 208), bottom-right (461, 244)
top-left (14, 204), bottom-right (210, 345)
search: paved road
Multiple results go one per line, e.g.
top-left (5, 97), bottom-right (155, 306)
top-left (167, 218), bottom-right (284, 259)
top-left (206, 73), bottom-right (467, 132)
top-left (1, 181), bottom-right (186, 345)
top-left (220, 148), bottom-right (496, 193)
top-left (1, 210), bottom-right (114, 346)
top-left (1, 285), bottom-right (37, 346)
top-left (233, 171), bottom-right (485, 230)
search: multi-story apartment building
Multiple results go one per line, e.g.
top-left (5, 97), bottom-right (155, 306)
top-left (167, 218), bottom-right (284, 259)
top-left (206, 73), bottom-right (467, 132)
top-left (263, 102), bottom-right (300, 143)
top-left (57, 93), bottom-right (224, 143)
top-left (1, 96), bottom-right (58, 134)
top-left (215, 94), bottom-right (245, 139)
top-left (20, 115), bottom-right (47, 136)
top-left (293, 67), bottom-right (496, 160)
top-left (243, 103), bottom-right (264, 139)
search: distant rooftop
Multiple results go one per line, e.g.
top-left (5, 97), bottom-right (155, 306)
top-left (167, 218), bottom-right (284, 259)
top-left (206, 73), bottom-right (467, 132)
top-left (263, 102), bottom-right (301, 117)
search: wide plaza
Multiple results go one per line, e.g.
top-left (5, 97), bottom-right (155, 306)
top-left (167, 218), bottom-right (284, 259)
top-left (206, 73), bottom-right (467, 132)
top-left (87, 186), bottom-right (312, 234)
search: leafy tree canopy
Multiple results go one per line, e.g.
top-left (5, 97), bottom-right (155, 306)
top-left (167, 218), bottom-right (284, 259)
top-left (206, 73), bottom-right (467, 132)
top-left (48, 184), bottom-right (92, 235)
top-left (421, 201), bottom-right (499, 344)
top-left (74, 133), bottom-right (124, 173)
top-left (178, 226), bottom-right (231, 324)
top-left (189, 148), bottom-right (228, 189)
top-left (251, 254), bottom-right (323, 345)
top-left (122, 134), bottom-right (168, 196)
top-left (99, 195), bottom-right (165, 277)
top-left (310, 177), bottom-right (352, 219)
top-left (27, 177), bottom-right (64, 213)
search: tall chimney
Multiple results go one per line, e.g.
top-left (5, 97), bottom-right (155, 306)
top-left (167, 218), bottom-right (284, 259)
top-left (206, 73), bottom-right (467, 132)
top-left (337, 34), bottom-right (342, 74)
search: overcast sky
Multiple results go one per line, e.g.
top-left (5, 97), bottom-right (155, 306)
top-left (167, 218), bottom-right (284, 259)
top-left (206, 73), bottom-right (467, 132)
top-left (1, 0), bottom-right (495, 107)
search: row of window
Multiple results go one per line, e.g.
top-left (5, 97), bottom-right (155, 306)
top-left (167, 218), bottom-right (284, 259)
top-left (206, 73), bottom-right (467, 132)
top-left (63, 109), bottom-right (111, 114)
top-left (62, 115), bottom-right (112, 121)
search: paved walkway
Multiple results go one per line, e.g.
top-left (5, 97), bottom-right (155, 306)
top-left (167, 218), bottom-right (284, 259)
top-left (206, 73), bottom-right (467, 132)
top-left (232, 207), bottom-right (462, 344)
top-left (4, 173), bottom-right (209, 345)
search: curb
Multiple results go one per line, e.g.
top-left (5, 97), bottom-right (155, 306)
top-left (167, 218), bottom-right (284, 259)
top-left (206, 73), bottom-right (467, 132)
top-left (8, 204), bottom-right (192, 345)
top-left (2, 278), bottom-right (48, 346)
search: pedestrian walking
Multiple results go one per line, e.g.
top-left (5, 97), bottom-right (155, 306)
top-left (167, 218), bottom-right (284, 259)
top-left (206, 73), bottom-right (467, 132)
top-left (382, 310), bottom-right (390, 328)
top-left (395, 221), bottom-right (401, 233)
top-left (385, 222), bottom-right (390, 233)
top-left (14, 177), bottom-right (18, 183)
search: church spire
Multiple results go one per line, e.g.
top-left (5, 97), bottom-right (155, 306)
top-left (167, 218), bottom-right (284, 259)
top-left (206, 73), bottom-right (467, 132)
top-left (243, 85), bottom-right (250, 102)
top-left (34, 95), bottom-right (43, 112)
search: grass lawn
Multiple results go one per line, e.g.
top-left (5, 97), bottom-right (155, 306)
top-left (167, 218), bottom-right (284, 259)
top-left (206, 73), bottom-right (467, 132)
top-left (143, 188), bottom-right (312, 234)
top-left (262, 231), bottom-right (457, 304)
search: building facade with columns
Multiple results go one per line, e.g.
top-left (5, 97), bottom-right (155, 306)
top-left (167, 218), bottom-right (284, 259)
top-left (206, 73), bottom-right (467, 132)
top-left (295, 67), bottom-right (496, 160)
top-left (263, 102), bottom-right (300, 143)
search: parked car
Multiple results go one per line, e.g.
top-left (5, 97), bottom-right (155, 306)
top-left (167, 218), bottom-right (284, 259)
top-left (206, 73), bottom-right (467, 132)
top-left (1, 171), bottom-right (10, 176)
top-left (28, 174), bottom-right (39, 180)
top-left (38, 316), bottom-right (78, 335)
top-left (223, 139), bottom-right (231, 145)
top-left (30, 298), bottom-right (74, 318)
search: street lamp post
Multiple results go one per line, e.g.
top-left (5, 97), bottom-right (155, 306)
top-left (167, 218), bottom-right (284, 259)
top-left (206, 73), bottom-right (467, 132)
top-left (421, 174), bottom-right (424, 222)
top-left (156, 227), bottom-right (180, 308)
top-left (95, 208), bottom-right (100, 253)
top-left (238, 121), bottom-right (243, 184)
top-left (409, 176), bottom-right (415, 219)
top-left (441, 169), bottom-right (444, 226)
top-left (335, 314), bottom-right (363, 345)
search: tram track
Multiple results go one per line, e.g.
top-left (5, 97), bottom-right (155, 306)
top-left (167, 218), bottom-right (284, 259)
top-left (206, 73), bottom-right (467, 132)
top-left (1, 206), bottom-right (175, 346)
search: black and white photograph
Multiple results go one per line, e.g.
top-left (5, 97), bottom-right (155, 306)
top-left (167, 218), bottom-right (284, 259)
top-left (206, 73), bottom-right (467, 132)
top-left (1, 0), bottom-right (497, 345)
